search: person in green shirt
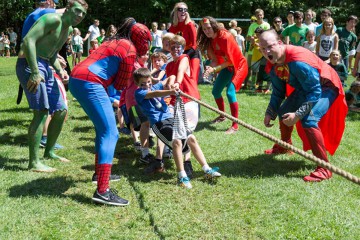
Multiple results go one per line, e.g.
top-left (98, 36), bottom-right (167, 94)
top-left (281, 11), bottom-right (308, 46)
top-left (336, 15), bottom-right (358, 70)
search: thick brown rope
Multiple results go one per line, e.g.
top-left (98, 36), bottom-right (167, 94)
top-left (179, 91), bottom-right (360, 185)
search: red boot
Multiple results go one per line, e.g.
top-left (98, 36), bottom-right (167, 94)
top-left (264, 141), bottom-right (294, 154)
top-left (302, 127), bottom-right (332, 182)
top-left (264, 121), bottom-right (294, 155)
top-left (212, 97), bottom-right (226, 124)
top-left (227, 102), bottom-right (239, 133)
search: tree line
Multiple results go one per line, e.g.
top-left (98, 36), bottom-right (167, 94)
top-left (1, 0), bottom-right (359, 45)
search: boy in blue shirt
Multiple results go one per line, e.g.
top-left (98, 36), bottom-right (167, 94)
top-left (134, 68), bottom-right (221, 189)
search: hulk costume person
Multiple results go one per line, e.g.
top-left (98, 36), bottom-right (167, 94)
top-left (16, 0), bottom-right (88, 172)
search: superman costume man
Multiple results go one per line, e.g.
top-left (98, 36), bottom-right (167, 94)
top-left (259, 30), bottom-right (347, 182)
top-left (69, 18), bottom-right (151, 205)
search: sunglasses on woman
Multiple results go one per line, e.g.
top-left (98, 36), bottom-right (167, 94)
top-left (177, 8), bottom-right (188, 13)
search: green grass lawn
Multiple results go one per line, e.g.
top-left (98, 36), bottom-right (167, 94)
top-left (1, 57), bottom-right (360, 239)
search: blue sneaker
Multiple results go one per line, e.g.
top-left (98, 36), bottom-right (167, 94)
top-left (204, 167), bottom-right (221, 180)
top-left (40, 136), bottom-right (47, 148)
top-left (39, 136), bottom-right (64, 150)
top-left (178, 177), bottom-right (192, 189)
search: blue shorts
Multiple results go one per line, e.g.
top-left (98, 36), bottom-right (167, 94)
top-left (16, 58), bottom-right (67, 114)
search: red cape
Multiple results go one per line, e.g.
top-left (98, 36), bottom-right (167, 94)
top-left (265, 45), bottom-right (348, 155)
top-left (211, 30), bottom-right (248, 91)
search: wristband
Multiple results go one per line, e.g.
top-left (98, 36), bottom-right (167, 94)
top-left (213, 65), bottom-right (221, 73)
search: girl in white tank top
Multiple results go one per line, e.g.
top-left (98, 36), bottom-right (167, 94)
top-left (316, 17), bottom-right (338, 61)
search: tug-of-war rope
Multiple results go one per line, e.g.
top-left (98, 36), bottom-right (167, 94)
top-left (178, 90), bottom-right (360, 186)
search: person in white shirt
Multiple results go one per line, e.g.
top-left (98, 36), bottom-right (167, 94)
top-left (304, 9), bottom-right (317, 32)
top-left (8, 27), bottom-right (17, 55)
top-left (150, 22), bottom-right (163, 53)
top-left (83, 19), bottom-right (100, 55)
top-left (235, 27), bottom-right (245, 53)
top-left (228, 19), bottom-right (237, 37)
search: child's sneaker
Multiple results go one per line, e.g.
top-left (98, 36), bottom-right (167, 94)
top-left (144, 159), bottom-right (164, 174)
top-left (39, 136), bottom-right (64, 150)
top-left (139, 153), bottom-right (155, 164)
top-left (204, 167), bottom-right (221, 180)
top-left (149, 136), bottom-right (155, 148)
top-left (178, 177), bottom-right (192, 189)
top-left (133, 141), bottom-right (141, 151)
top-left (118, 127), bottom-right (131, 135)
top-left (92, 188), bottom-right (129, 206)
top-left (163, 146), bottom-right (173, 158)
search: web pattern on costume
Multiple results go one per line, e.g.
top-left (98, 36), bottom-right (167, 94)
top-left (130, 23), bottom-right (152, 56)
top-left (71, 39), bottom-right (137, 90)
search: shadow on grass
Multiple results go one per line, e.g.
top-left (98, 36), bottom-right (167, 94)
top-left (8, 176), bottom-right (92, 204)
top-left (195, 120), bottom-right (224, 132)
top-left (213, 155), bottom-right (310, 179)
top-left (68, 115), bottom-right (89, 121)
top-left (0, 155), bottom-right (28, 171)
top-left (9, 176), bottom-right (72, 198)
top-left (0, 132), bottom-right (28, 146)
top-left (0, 119), bottom-right (29, 130)
top-left (0, 106), bottom-right (30, 113)
top-left (72, 126), bottom-right (93, 133)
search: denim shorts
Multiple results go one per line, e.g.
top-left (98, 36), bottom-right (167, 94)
top-left (16, 58), bottom-right (67, 114)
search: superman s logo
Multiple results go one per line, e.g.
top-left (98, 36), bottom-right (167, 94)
top-left (274, 65), bottom-right (290, 82)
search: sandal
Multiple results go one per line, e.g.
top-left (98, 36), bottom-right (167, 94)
top-left (225, 127), bottom-right (238, 134)
top-left (211, 116), bottom-right (226, 124)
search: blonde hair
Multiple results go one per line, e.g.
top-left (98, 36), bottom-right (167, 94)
top-left (162, 32), bottom-right (175, 42)
top-left (321, 17), bottom-right (335, 35)
top-left (229, 19), bottom-right (237, 28)
top-left (170, 2), bottom-right (191, 26)
top-left (170, 35), bottom-right (186, 47)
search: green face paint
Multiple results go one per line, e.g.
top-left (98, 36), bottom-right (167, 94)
top-left (69, 2), bottom-right (87, 26)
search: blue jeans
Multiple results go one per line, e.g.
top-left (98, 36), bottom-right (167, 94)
top-left (69, 77), bottom-right (118, 164)
top-left (16, 58), bottom-right (67, 114)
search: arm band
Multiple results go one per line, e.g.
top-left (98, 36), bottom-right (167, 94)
top-left (213, 65), bottom-right (221, 73)
top-left (295, 102), bottom-right (313, 119)
top-left (265, 105), bottom-right (277, 120)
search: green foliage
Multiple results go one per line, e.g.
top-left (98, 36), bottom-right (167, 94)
top-left (1, 57), bottom-right (360, 239)
top-left (2, 0), bottom-right (360, 36)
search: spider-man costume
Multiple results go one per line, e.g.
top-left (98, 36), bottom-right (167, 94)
top-left (69, 23), bottom-right (151, 193)
top-left (265, 45), bottom-right (347, 182)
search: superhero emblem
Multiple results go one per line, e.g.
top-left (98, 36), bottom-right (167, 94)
top-left (274, 64), bottom-right (290, 82)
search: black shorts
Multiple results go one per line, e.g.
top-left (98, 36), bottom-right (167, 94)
top-left (128, 105), bottom-right (148, 131)
top-left (151, 118), bottom-right (190, 154)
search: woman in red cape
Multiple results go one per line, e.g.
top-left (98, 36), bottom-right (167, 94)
top-left (197, 16), bottom-right (248, 134)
